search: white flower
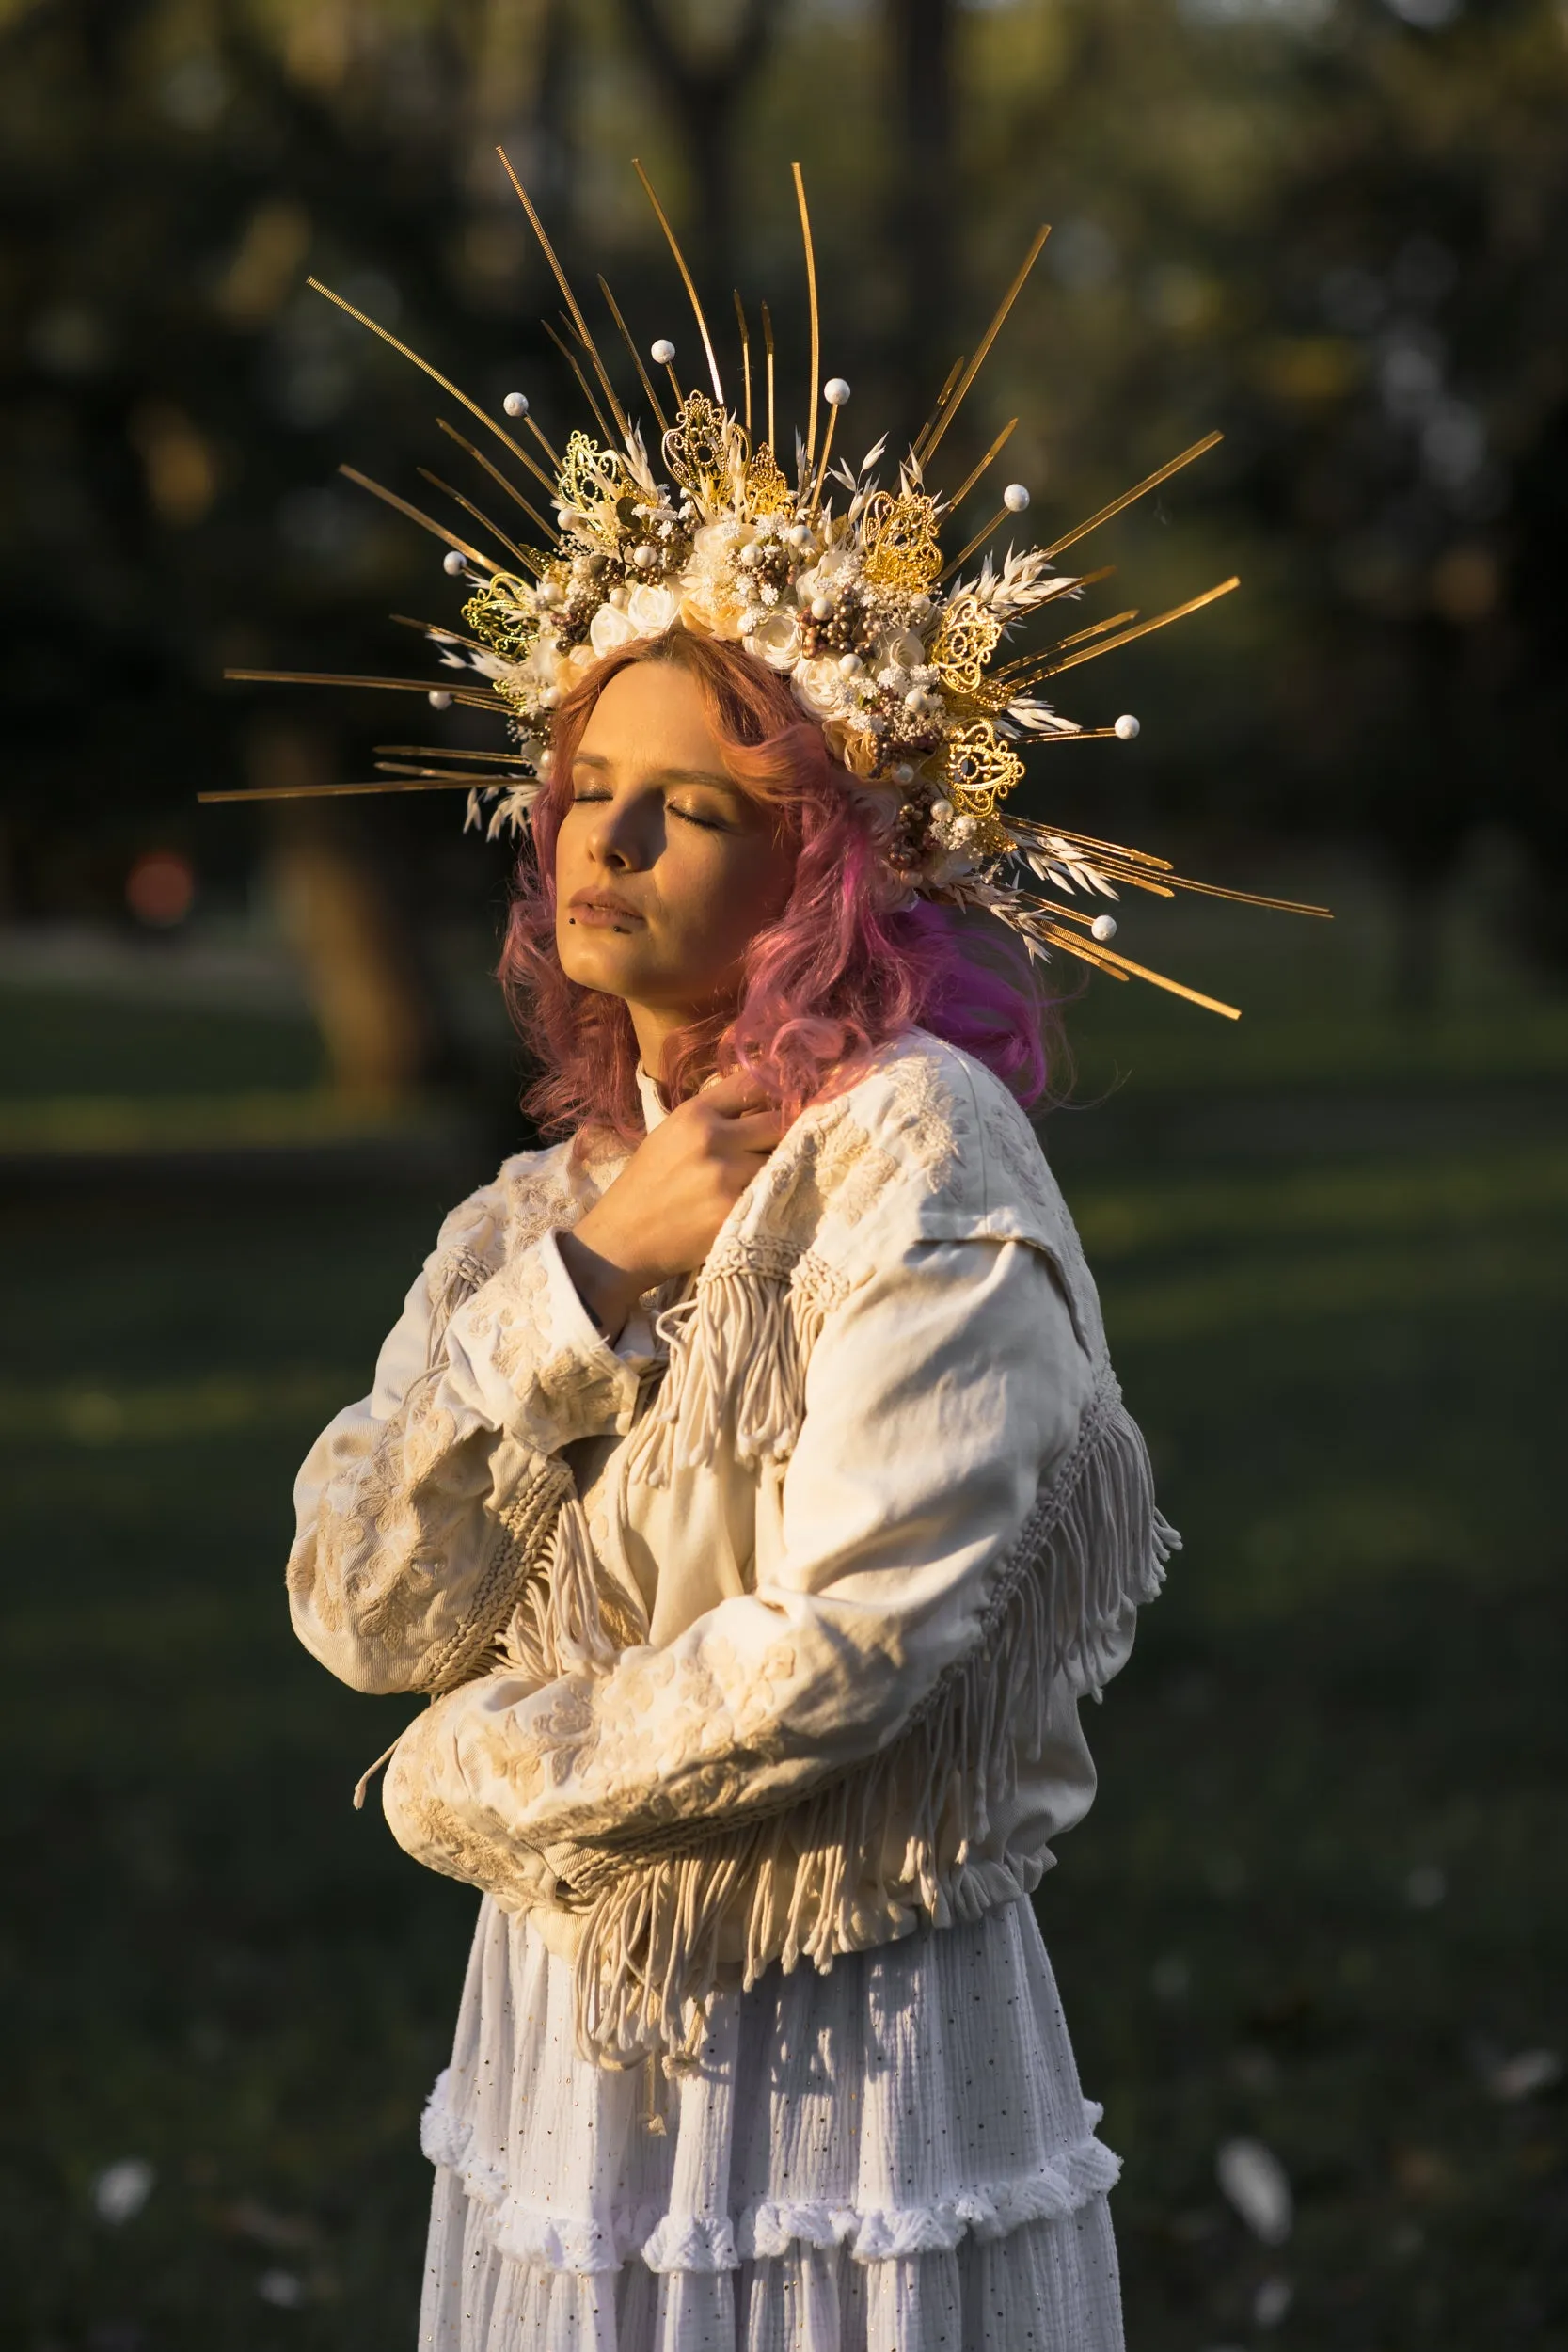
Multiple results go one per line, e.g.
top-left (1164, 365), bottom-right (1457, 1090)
top-left (589, 603), bottom-right (640, 658)
top-left (626, 581), bottom-right (680, 636)
top-left (747, 610), bottom-right (802, 671)
top-left (792, 655), bottom-right (846, 720)
top-left (875, 627), bottom-right (926, 673)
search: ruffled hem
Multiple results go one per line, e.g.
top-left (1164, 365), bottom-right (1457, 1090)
top-left (424, 2074), bottom-right (1119, 2278)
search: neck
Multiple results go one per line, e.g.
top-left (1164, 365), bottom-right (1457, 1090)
top-left (627, 1000), bottom-right (699, 1081)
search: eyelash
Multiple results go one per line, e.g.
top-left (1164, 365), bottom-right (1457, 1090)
top-left (570, 790), bottom-right (725, 833)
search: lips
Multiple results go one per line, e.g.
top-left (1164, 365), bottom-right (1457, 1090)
top-left (567, 888), bottom-right (643, 927)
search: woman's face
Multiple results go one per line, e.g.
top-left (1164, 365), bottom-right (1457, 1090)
top-left (554, 659), bottom-right (797, 1025)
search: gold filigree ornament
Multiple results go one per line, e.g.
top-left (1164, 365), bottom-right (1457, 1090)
top-left (212, 150), bottom-right (1335, 1020)
top-left (859, 489), bottom-right (943, 592)
top-left (928, 594), bottom-right (1005, 698)
top-left (743, 442), bottom-right (794, 516)
top-left (941, 722), bottom-right (1026, 816)
top-left (556, 430), bottom-right (632, 546)
top-left (661, 392), bottom-right (741, 508)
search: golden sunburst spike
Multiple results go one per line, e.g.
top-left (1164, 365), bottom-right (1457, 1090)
top-left (808, 379), bottom-right (853, 519)
top-left (543, 318), bottom-right (616, 447)
top-left (376, 743), bottom-right (538, 765)
top-left (415, 469), bottom-right (541, 575)
top-left (222, 669), bottom-right (506, 708)
top-left (632, 158), bottom-right (723, 405)
top-left (496, 147), bottom-right (632, 444)
top-left (600, 276), bottom-right (670, 435)
top-left (734, 291), bottom-right (753, 437)
top-left (920, 226), bottom-right (1051, 469)
top-left (435, 419), bottom-right (560, 547)
top-left (1042, 430), bottom-right (1223, 561)
top-left (911, 358), bottom-right (966, 471)
top-left (761, 300), bottom-right (777, 454)
top-left (199, 776), bottom-right (492, 804)
top-left (337, 465), bottom-right (506, 572)
top-left (792, 163), bottom-right (821, 471)
top-left (306, 278), bottom-right (559, 499)
top-left (1029, 576), bottom-right (1240, 680)
top-left (943, 418), bottom-right (1018, 514)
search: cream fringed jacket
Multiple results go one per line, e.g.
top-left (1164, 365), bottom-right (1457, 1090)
top-left (289, 1032), bottom-right (1176, 2065)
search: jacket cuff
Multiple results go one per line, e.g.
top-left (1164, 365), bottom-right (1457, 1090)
top-left (445, 1230), bottom-right (650, 1450)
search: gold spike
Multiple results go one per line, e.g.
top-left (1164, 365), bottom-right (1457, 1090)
top-left (387, 613), bottom-right (494, 653)
top-left (1041, 430), bottom-right (1223, 560)
top-left (376, 743), bottom-right (535, 764)
top-left (1047, 607), bottom-right (1139, 653)
top-left (306, 277), bottom-right (559, 501)
top-left (1148, 874), bottom-right (1332, 918)
top-left (939, 502), bottom-right (1019, 584)
top-left (761, 300), bottom-right (777, 454)
top-left (374, 761), bottom-right (529, 782)
top-left (436, 419), bottom-right (559, 547)
top-left (943, 418), bottom-right (1018, 513)
top-left (416, 469), bottom-right (543, 575)
top-left (792, 161), bottom-right (820, 469)
top-left (496, 147), bottom-right (632, 443)
top-left (223, 668), bottom-right (506, 707)
top-left (1034, 922), bottom-right (1243, 1018)
top-left (734, 291), bottom-right (752, 437)
top-left (808, 392), bottom-right (845, 520)
top-left (632, 158), bottom-right (723, 405)
top-left (337, 466), bottom-right (504, 570)
top-left (543, 318), bottom-right (616, 447)
top-left (199, 777), bottom-right (487, 803)
top-left (599, 276), bottom-right (670, 435)
top-left (920, 226), bottom-right (1050, 469)
top-left (1031, 576), bottom-right (1240, 679)
top-left (911, 358), bottom-right (966, 469)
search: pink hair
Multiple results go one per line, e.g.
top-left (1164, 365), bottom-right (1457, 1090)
top-left (499, 626), bottom-right (1061, 1140)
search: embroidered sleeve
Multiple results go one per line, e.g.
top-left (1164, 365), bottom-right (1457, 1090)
top-left (381, 1234), bottom-right (1095, 1873)
top-left (287, 1176), bottom-right (653, 1697)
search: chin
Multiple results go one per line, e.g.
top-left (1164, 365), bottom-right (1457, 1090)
top-left (557, 929), bottom-right (652, 1001)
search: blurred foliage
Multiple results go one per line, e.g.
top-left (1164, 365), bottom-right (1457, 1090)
top-left (2, 0), bottom-right (1567, 999)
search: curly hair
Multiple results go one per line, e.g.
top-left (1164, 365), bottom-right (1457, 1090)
top-left (498, 625), bottom-right (1060, 1140)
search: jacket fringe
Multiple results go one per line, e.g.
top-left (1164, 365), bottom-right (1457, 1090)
top-left (568, 1370), bottom-right (1177, 2068)
top-left (636, 1254), bottom-right (843, 1488)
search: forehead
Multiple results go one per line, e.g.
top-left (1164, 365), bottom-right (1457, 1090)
top-left (575, 660), bottom-right (728, 772)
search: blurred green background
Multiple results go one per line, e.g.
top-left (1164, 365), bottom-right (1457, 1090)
top-left (1, 1), bottom-right (1565, 2347)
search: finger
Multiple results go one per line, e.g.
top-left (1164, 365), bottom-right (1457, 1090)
top-left (701, 1072), bottom-right (774, 1118)
top-left (723, 1109), bottom-right (785, 1151)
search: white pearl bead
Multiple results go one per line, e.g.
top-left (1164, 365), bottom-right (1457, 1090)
top-left (1114, 712), bottom-right (1140, 740)
top-left (811, 595), bottom-right (832, 621)
top-left (650, 338), bottom-right (676, 365)
top-left (785, 522), bottom-right (810, 548)
top-left (838, 652), bottom-right (862, 675)
top-left (502, 391), bottom-right (530, 418)
top-left (823, 377), bottom-right (851, 406)
top-left (537, 749), bottom-right (555, 775)
top-left (893, 763), bottom-right (915, 786)
top-left (427, 690), bottom-right (452, 709)
top-left (442, 549), bottom-right (467, 575)
top-left (1091, 914), bottom-right (1118, 942)
top-left (1003, 483), bottom-right (1030, 513)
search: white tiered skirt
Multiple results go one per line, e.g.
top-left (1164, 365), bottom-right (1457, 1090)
top-left (418, 1895), bottom-right (1125, 2351)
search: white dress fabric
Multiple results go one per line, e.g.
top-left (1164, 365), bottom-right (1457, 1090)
top-left (419, 1895), bottom-right (1124, 2352)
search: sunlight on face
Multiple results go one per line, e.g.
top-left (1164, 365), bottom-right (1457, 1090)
top-left (554, 660), bottom-right (798, 1025)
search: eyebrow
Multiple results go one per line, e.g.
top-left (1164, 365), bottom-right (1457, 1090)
top-left (570, 755), bottom-right (738, 792)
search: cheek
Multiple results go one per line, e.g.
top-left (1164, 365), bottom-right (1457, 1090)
top-left (664, 833), bottom-right (793, 966)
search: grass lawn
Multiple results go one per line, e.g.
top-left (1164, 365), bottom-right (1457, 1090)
top-left (1, 878), bottom-right (1564, 2349)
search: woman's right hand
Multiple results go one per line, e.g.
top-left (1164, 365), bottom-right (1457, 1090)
top-left (558, 1074), bottom-right (784, 1341)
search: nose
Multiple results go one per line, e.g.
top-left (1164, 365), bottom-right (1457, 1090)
top-left (585, 786), bottom-right (660, 872)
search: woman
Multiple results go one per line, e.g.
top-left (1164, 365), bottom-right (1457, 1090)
top-left (287, 621), bottom-right (1173, 2351)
